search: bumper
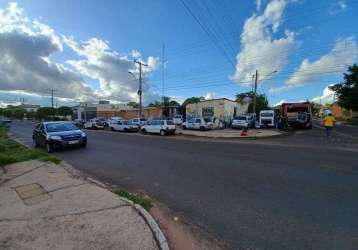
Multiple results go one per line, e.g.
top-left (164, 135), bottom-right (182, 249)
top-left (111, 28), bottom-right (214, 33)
top-left (231, 124), bottom-right (247, 128)
top-left (48, 137), bottom-right (87, 149)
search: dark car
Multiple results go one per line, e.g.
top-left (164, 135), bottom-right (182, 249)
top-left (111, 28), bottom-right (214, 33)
top-left (32, 121), bottom-right (87, 153)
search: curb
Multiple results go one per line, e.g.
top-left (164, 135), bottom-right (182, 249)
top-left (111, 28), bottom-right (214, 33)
top-left (176, 129), bottom-right (293, 140)
top-left (60, 160), bottom-right (170, 250)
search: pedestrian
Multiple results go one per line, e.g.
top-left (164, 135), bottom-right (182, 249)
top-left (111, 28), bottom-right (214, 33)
top-left (323, 112), bottom-right (336, 137)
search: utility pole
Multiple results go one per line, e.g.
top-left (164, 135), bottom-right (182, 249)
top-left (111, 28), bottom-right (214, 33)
top-left (253, 70), bottom-right (258, 115)
top-left (134, 60), bottom-right (148, 118)
top-left (161, 43), bottom-right (165, 118)
top-left (251, 74), bottom-right (255, 93)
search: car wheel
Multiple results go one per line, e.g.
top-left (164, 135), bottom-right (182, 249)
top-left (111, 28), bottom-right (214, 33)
top-left (81, 142), bottom-right (87, 148)
top-left (182, 126), bottom-right (186, 130)
top-left (110, 127), bottom-right (114, 131)
top-left (46, 143), bottom-right (54, 153)
top-left (160, 130), bottom-right (166, 136)
top-left (200, 126), bottom-right (205, 131)
top-left (141, 129), bottom-right (147, 134)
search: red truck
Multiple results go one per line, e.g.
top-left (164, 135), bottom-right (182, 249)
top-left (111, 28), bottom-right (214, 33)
top-left (281, 102), bottom-right (312, 129)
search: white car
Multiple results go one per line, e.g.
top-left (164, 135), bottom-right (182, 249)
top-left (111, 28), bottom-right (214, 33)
top-left (231, 116), bottom-right (250, 129)
top-left (109, 120), bottom-right (139, 132)
top-left (84, 118), bottom-right (105, 129)
top-left (173, 115), bottom-right (183, 125)
top-left (141, 120), bottom-right (176, 136)
top-left (182, 118), bottom-right (213, 131)
top-left (130, 118), bottom-right (147, 126)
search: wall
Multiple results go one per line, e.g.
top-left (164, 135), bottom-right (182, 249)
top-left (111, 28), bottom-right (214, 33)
top-left (186, 99), bottom-right (248, 123)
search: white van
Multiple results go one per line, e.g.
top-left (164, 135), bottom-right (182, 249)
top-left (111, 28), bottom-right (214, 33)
top-left (259, 110), bottom-right (275, 127)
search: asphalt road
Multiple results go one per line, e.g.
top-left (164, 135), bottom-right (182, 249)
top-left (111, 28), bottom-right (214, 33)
top-left (10, 121), bottom-right (358, 250)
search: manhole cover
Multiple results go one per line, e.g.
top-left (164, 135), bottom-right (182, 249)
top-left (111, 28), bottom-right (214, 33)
top-left (15, 183), bottom-right (50, 206)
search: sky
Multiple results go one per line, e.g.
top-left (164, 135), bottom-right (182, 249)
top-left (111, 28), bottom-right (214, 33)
top-left (0, 0), bottom-right (357, 107)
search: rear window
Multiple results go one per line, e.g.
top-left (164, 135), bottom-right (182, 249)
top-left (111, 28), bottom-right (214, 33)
top-left (235, 116), bottom-right (247, 121)
top-left (174, 115), bottom-right (182, 118)
top-left (140, 118), bottom-right (146, 121)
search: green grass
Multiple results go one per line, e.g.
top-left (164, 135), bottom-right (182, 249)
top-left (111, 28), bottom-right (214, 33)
top-left (0, 126), bottom-right (61, 166)
top-left (113, 189), bottom-right (153, 211)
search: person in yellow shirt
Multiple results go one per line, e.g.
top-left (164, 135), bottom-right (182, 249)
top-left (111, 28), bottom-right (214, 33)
top-left (323, 113), bottom-right (336, 137)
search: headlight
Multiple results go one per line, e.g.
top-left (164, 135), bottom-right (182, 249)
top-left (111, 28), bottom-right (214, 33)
top-left (50, 135), bottom-right (62, 140)
top-left (81, 132), bottom-right (86, 137)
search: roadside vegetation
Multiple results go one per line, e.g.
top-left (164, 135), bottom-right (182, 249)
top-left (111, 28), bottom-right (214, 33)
top-left (113, 189), bottom-right (153, 211)
top-left (0, 126), bottom-right (60, 166)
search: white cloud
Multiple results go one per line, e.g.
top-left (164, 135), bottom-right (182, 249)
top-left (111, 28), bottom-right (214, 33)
top-left (204, 92), bottom-right (215, 100)
top-left (0, 3), bottom-right (160, 105)
top-left (329, 0), bottom-right (347, 15)
top-left (64, 36), bottom-right (160, 103)
top-left (287, 37), bottom-right (358, 85)
top-left (232, 0), bottom-right (296, 84)
top-left (311, 85), bottom-right (335, 104)
top-left (0, 3), bottom-right (95, 101)
top-left (255, 0), bottom-right (262, 11)
top-left (273, 99), bottom-right (287, 106)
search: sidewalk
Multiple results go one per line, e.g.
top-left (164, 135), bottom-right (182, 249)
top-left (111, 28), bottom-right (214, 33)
top-left (177, 128), bottom-right (282, 139)
top-left (0, 160), bottom-right (167, 250)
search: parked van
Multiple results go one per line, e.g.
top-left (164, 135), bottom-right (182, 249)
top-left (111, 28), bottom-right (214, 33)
top-left (259, 110), bottom-right (275, 127)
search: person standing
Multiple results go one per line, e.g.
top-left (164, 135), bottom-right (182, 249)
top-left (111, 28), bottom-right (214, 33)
top-left (323, 112), bottom-right (336, 137)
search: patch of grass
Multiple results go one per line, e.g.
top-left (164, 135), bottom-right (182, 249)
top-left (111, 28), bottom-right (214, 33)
top-left (0, 126), bottom-right (61, 166)
top-left (113, 189), bottom-right (153, 211)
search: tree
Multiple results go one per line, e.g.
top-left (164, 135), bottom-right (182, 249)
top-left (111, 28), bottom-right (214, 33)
top-left (236, 91), bottom-right (269, 115)
top-left (2, 107), bottom-right (26, 119)
top-left (310, 102), bottom-right (322, 117)
top-left (330, 64), bottom-right (358, 111)
top-left (36, 107), bottom-right (55, 120)
top-left (127, 102), bottom-right (139, 108)
top-left (56, 106), bottom-right (73, 116)
top-left (182, 96), bottom-right (204, 106)
top-left (148, 100), bottom-right (161, 108)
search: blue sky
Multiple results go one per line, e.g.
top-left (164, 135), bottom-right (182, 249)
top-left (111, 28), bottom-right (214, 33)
top-left (0, 0), bottom-right (357, 107)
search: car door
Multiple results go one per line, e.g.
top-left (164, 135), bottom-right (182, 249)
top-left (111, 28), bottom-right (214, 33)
top-left (33, 123), bottom-right (41, 142)
top-left (38, 124), bottom-right (47, 146)
top-left (195, 119), bottom-right (202, 129)
top-left (147, 120), bottom-right (155, 133)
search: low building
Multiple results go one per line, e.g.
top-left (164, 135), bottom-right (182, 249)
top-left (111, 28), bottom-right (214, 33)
top-left (185, 98), bottom-right (248, 123)
top-left (72, 103), bottom-right (97, 121)
top-left (21, 104), bottom-right (40, 112)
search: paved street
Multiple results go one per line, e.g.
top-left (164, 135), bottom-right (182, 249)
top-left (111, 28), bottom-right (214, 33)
top-left (10, 121), bottom-right (358, 250)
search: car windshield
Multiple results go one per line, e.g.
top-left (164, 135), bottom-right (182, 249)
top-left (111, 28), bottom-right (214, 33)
top-left (122, 121), bottom-right (129, 125)
top-left (261, 113), bottom-right (273, 117)
top-left (235, 116), bottom-right (247, 121)
top-left (174, 115), bottom-right (182, 118)
top-left (140, 118), bottom-right (146, 121)
top-left (167, 120), bottom-right (174, 125)
top-left (204, 117), bottom-right (211, 123)
top-left (46, 123), bottom-right (78, 132)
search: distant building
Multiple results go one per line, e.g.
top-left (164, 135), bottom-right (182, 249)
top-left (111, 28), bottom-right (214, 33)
top-left (20, 104), bottom-right (40, 112)
top-left (185, 98), bottom-right (248, 123)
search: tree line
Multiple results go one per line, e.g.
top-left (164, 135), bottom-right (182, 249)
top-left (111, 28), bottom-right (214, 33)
top-left (0, 106), bottom-right (73, 120)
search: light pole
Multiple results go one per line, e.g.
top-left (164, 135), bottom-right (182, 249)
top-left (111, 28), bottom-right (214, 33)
top-left (253, 70), bottom-right (277, 115)
top-left (128, 71), bottom-right (140, 116)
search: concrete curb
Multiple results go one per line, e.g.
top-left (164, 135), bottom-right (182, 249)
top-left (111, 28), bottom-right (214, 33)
top-left (176, 129), bottom-right (293, 140)
top-left (60, 161), bottom-right (170, 250)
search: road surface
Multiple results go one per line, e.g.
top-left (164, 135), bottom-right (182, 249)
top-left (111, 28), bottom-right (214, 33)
top-left (10, 121), bottom-right (358, 250)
